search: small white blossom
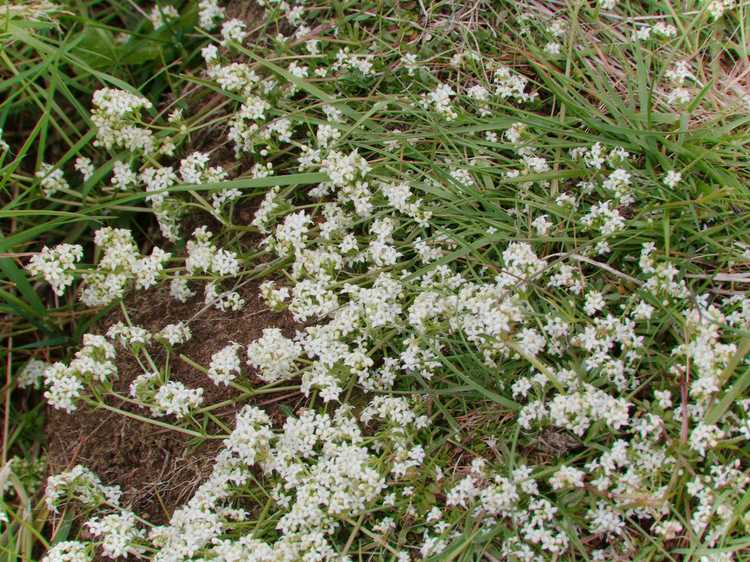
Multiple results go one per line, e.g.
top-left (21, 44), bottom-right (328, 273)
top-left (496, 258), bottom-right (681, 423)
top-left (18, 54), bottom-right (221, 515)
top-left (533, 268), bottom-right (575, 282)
top-left (208, 343), bottom-right (242, 385)
top-left (27, 243), bottom-right (83, 296)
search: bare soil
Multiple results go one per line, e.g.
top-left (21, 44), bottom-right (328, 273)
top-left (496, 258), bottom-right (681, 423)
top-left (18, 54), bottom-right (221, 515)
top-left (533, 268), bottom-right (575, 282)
top-left (46, 281), bottom-right (300, 525)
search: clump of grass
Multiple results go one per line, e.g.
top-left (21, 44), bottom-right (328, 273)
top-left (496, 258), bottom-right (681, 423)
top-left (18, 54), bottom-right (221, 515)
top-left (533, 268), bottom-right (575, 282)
top-left (4, 0), bottom-right (750, 561)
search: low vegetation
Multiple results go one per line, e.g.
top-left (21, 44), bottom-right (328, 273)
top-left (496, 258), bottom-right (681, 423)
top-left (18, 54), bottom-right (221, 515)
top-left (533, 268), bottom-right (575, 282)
top-left (2, 0), bottom-right (750, 560)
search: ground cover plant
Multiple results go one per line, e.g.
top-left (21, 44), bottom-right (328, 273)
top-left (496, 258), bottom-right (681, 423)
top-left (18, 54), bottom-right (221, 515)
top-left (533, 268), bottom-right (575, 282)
top-left (2, 0), bottom-right (750, 560)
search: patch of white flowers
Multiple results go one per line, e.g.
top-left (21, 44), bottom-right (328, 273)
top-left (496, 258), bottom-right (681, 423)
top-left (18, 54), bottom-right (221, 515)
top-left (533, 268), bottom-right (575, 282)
top-left (246, 328), bottom-right (301, 383)
top-left (80, 227), bottom-right (170, 306)
top-left (207, 342), bottom-right (242, 385)
top-left (36, 163), bottom-right (70, 197)
top-left (43, 334), bottom-right (116, 412)
top-left (26, 243), bottom-right (83, 296)
top-left (37, 2), bottom-right (750, 561)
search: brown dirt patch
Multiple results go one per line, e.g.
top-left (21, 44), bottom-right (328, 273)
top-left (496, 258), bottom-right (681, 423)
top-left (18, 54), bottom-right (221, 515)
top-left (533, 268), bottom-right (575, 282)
top-left (46, 280), bottom-right (301, 526)
top-left (226, 0), bottom-right (267, 35)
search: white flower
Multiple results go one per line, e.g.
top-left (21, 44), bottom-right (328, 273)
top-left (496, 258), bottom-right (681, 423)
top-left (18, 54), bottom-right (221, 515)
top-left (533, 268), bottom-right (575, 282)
top-left (587, 501), bottom-right (624, 535)
top-left (133, 247), bottom-right (170, 290)
top-left (666, 87), bottom-right (691, 106)
top-left (221, 18), bottom-right (247, 45)
top-left (41, 541), bottom-right (91, 562)
top-left (654, 389), bottom-right (673, 409)
top-left (333, 48), bottom-right (375, 75)
top-left (86, 510), bottom-right (144, 558)
top-left (493, 65), bottom-right (536, 102)
top-left (92, 88), bottom-right (152, 119)
top-left (153, 381), bottom-right (203, 418)
top-left (654, 520), bottom-right (683, 540)
top-left (549, 465), bottom-right (585, 489)
top-left (274, 211), bottom-right (312, 256)
top-left (544, 41), bottom-right (562, 56)
top-left (198, 0), bottom-right (224, 29)
top-left (179, 151), bottom-right (210, 183)
top-left (18, 359), bottom-right (48, 389)
top-left (91, 88), bottom-right (154, 154)
top-left (450, 168), bottom-right (474, 188)
top-left (208, 343), bottom-right (242, 385)
top-left (44, 333), bottom-right (117, 409)
top-left (707, 0), bottom-right (736, 19)
top-left (666, 61), bottom-right (693, 85)
top-left (532, 214), bottom-right (553, 236)
top-left (142, 166), bottom-right (177, 205)
top-left (202, 43), bottom-right (219, 64)
top-left (111, 161), bottom-right (137, 191)
top-left (26, 243), bottom-right (83, 296)
top-left (403, 52), bottom-right (418, 75)
top-left (632, 300), bottom-right (654, 320)
top-left (246, 328), bottom-right (302, 383)
top-left (580, 200), bottom-right (625, 235)
top-left (36, 163), bottom-right (69, 197)
top-left (689, 423), bottom-right (724, 457)
top-left (584, 291), bottom-right (606, 316)
top-left (320, 150), bottom-right (370, 188)
top-left (148, 4), bottom-right (178, 28)
top-left (420, 83), bottom-right (457, 120)
top-left (170, 274), bottom-right (195, 303)
top-left (74, 156), bottom-right (95, 181)
top-left (45, 464), bottom-right (121, 512)
top-left (663, 170), bottom-right (682, 188)
top-left (446, 475), bottom-right (481, 507)
top-left (204, 282), bottom-right (245, 312)
top-left (107, 322), bottom-right (152, 347)
top-left (157, 322), bottom-right (192, 346)
top-left (223, 405), bottom-right (272, 464)
top-left (259, 280), bottom-right (289, 310)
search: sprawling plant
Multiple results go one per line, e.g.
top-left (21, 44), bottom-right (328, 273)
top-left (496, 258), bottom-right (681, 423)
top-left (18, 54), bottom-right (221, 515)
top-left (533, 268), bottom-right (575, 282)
top-left (5, 0), bottom-right (750, 560)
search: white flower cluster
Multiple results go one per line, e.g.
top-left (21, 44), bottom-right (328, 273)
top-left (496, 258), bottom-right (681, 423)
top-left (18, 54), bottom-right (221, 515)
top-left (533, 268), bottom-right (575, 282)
top-left (333, 48), bottom-right (375, 75)
top-left (129, 371), bottom-right (204, 419)
top-left (153, 381), bottom-right (204, 417)
top-left (80, 227), bottom-right (170, 306)
top-left (41, 541), bottom-right (91, 562)
top-left (664, 60), bottom-right (694, 107)
top-left (148, 4), bottom-right (178, 28)
top-left (17, 358), bottom-right (48, 389)
top-left (35, 163), bottom-right (70, 197)
top-left (246, 328), bottom-right (301, 383)
top-left (37, 3), bottom-right (750, 560)
top-left (43, 334), bottom-right (116, 412)
top-left (110, 407), bottom-right (397, 561)
top-left (26, 243), bottom-right (83, 296)
top-left (91, 88), bottom-right (155, 154)
top-left (183, 226), bottom-right (245, 310)
top-left (632, 21), bottom-right (677, 41)
top-left (706, 0), bottom-right (736, 20)
top-left (448, 464), bottom-right (569, 557)
top-left (185, 226), bottom-right (240, 277)
top-left (157, 321), bottom-right (192, 346)
top-left (198, 0), bottom-right (225, 29)
top-left (493, 65), bottom-right (537, 103)
top-left (45, 464), bottom-right (122, 513)
top-left (107, 321), bottom-right (152, 347)
top-left (519, 384), bottom-right (630, 435)
top-left (420, 83), bottom-right (457, 120)
top-left (207, 342), bottom-right (242, 385)
top-left (86, 510), bottom-right (145, 558)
